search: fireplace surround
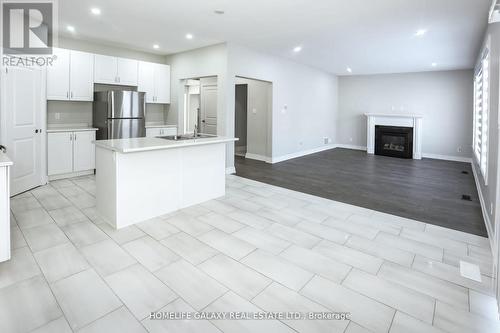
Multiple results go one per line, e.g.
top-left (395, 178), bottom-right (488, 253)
top-left (375, 125), bottom-right (413, 158)
top-left (365, 113), bottom-right (423, 160)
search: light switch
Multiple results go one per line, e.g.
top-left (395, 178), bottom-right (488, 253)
top-left (252, 108), bottom-right (257, 114)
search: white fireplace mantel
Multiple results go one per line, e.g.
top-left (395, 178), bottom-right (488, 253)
top-left (365, 113), bottom-right (423, 159)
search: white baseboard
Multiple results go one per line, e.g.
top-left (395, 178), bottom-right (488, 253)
top-left (271, 144), bottom-right (336, 164)
top-left (48, 170), bottom-right (94, 181)
top-left (471, 163), bottom-right (495, 245)
top-left (335, 144), bottom-right (367, 151)
top-left (245, 153), bottom-right (271, 163)
top-left (225, 167), bottom-right (236, 175)
top-left (422, 153), bottom-right (472, 163)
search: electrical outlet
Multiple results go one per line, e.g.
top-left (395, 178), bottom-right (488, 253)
top-left (324, 137), bottom-right (329, 144)
top-left (349, 137), bottom-right (353, 142)
top-left (252, 108), bottom-right (257, 114)
top-left (457, 146), bottom-right (463, 153)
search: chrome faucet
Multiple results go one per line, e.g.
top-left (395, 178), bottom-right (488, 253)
top-left (193, 124), bottom-right (198, 138)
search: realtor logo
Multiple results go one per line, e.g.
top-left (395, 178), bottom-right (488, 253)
top-left (2, 1), bottom-right (55, 54)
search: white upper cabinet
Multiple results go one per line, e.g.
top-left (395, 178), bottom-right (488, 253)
top-left (154, 64), bottom-right (171, 104)
top-left (69, 50), bottom-right (94, 101)
top-left (117, 58), bottom-right (138, 86)
top-left (47, 48), bottom-right (93, 101)
top-left (94, 54), bottom-right (117, 84)
top-left (94, 54), bottom-right (138, 86)
top-left (138, 61), bottom-right (155, 103)
top-left (47, 48), bottom-right (70, 100)
top-left (138, 62), bottom-right (170, 104)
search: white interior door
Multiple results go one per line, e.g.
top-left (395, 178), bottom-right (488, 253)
top-left (201, 85), bottom-right (217, 135)
top-left (1, 66), bottom-right (45, 195)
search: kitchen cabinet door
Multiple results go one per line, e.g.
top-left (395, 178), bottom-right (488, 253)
top-left (47, 48), bottom-right (70, 100)
top-left (154, 64), bottom-right (171, 104)
top-left (94, 54), bottom-right (118, 84)
top-left (70, 51), bottom-right (94, 101)
top-left (48, 132), bottom-right (73, 176)
top-left (73, 131), bottom-right (95, 172)
top-left (117, 58), bottom-right (138, 86)
top-left (138, 61), bottom-right (155, 103)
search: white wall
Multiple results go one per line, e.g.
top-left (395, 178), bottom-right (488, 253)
top-left (165, 44), bottom-right (228, 137)
top-left (337, 70), bottom-right (474, 160)
top-left (227, 43), bottom-right (338, 164)
top-left (235, 77), bottom-right (272, 159)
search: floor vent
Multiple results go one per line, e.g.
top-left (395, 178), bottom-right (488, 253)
top-left (461, 171), bottom-right (469, 175)
top-left (461, 194), bottom-right (472, 201)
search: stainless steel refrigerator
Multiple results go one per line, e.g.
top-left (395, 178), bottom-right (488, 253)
top-left (93, 91), bottom-right (146, 140)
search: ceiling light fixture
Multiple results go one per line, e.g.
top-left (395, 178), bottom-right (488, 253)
top-left (214, 9), bottom-right (225, 14)
top-left (414, 29), bottom-right (427, 37)
top-left (153, 44), bottom-right (160, 49)
top-left (431, 62), bottom-right (437, 67)
top-left (186, 33), bottom-right (193, 40)
top-left (346, 67), bottom-right (352, 73)
top-left (91, 7), bottom-right (101, 15)
top-left (293, 46), bottom-right (302, 53)
top-left (66, 25), bottom-right (75, 32)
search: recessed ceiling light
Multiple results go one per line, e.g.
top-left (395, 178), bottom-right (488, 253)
top-left (293, 46), bottom-right (302, 53)
top-left (214, 9), bottom-right (225, 14)
top-left (431, 62), bottom-right (437, 67)
top-left (346, 67), bottom-right (352, 73)
top-left (66, 25), bottom-right (75, 32)
top-left (186, 33), bottom-right (193, 40)
top-left (414, 29), bottom-right (427, 37)
top-left (153, 44), bottom-right (159, 49)
top-left (91, 7), bottom-right (101, 15)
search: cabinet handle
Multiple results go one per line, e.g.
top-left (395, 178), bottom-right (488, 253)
top-left (69, 134), bottom-right (72, 141)
top-left (66, 91), bottom-right (69, 99)
top-left (74, 133), bottom-right (77, 141)
top-left (70, 92), bottom-right (73, 99)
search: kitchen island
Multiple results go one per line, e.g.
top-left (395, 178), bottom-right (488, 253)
top-left (94, 136), bottom-right (237, 229)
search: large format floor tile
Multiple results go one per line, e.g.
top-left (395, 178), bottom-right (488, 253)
top-left (142, 298), bottom-right (221, 333)
top-left (51, 269), bottom-right (122, 330)
top-left (241, 249), bottom-right (313, 291)
top-left (0, 276), bottom-right (62, 333)
top-left (198, 229), bottom-right (256, 260)
top-left (301, 275), bottom-right (395, 333)
top-left (198, 254), bottom-right (271, 300)
top-left (342, 269), bottom-right (435, 323)
top-left (34, 242), bottom-right (90, 282)
top-left (0, 247), bottom-right (41, 289)
top-left (155, 260), bottom-right (227, 310)
top-left (105, 264), bottom-right (177, 320)
top-left (205, 292), bottom-right (296, 333)
top-left (121, 236), bottom-right (178, 272)
top-left (253, 282), bottom-right (349, 333)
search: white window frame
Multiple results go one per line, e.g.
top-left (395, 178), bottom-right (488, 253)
top-left (473, 43), bottom-right (490, 185)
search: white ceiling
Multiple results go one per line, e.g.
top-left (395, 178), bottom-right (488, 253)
top-left (58, 0), bottom-right (492, 75)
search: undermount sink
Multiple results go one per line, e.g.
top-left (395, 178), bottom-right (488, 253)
top-left (158, 134), bottom-right (216, 141)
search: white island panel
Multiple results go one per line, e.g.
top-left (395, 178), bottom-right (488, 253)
top-left (96, 137), bottom-right (233, 229)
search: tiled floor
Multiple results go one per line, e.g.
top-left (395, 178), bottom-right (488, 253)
top-left (2, 174), bottom-right (499, 333)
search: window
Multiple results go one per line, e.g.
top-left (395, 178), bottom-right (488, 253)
top-left (473, 46), bottom-right (490, 184)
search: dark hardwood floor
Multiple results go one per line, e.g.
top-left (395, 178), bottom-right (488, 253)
top-left (235, 148), bottom-right (486, 237)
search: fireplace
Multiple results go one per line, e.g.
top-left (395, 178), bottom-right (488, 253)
top-left (375, 125), bottom-right (413, 159)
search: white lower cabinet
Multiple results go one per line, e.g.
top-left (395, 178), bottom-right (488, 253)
top-left (146, 127), bottom-right (177, 137)
top-left (48, 130), bottom-right (96, 178)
